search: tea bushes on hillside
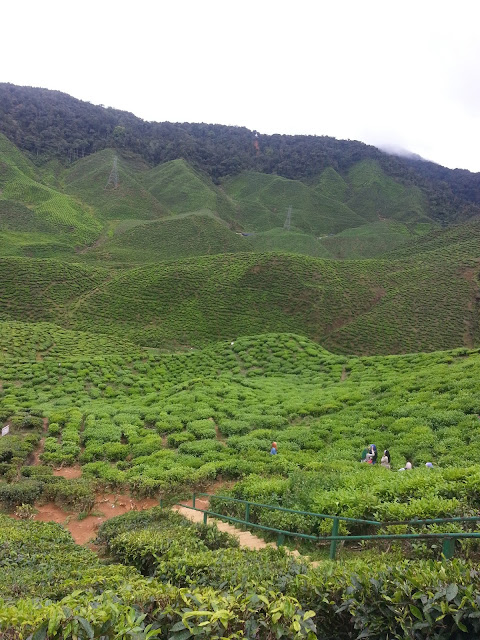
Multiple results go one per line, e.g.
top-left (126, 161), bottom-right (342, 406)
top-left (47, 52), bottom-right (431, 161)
top-left (0, 479), bottom-right (44, 508)
top-left (217, 466), bottom-right (480, 540)
top-left (186, 419), bottom-right (216, 439)
top-left (0, 434), bottom-right (39, 466)
top-left (178, 439), bottom-right (224, 457)
top-left (1, 584), bottom-right (316, 640)
top-left (167, 431), bottom-right (195, 448)
top-left (7, 330), bottom-right (480, 517)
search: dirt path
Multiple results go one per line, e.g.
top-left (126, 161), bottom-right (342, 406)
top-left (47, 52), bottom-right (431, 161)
top-left (175, 485), bottom-right (288, 551)
top-left (31, 418), bottom-right (49, 465)
top-left (32, 493), bottom-right (159, 545)
top-left (176, 485), bottom-right (310, 558)
top-left (53, 466), bottom-right (83, 479)
top-left (214, 424), bottom-right (227, 444)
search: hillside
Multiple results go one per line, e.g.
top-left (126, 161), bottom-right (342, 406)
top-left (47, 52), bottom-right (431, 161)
top-left (318, 220), bottom-right (430, 259)
top-left (2, 82), bottom-right (480, 226)
top-left (0, 133), bottom-right (101, 256)
top-left (0, 127), bottom-right (479, 354)
top-left (223, 170), bottom-right (366, 234)
top-left (63, 148), bottom-right (168, 219)
top-left (0, 135), bottom-right (447, 263)
top-left (92, 213), bottom-right (246, 262)
top-left (5, 82), bottom-right (480, 640)
top-left (4, 321), bottom-right (480, 637)
top-left (0, 246), bottom-right (478, 354)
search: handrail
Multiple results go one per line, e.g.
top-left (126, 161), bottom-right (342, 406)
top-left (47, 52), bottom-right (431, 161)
top-left (176, 493), bottom-right (480, 560)
top-left (378, 515), bottom-right (480, 526)
top-left (196, 492), bottom-right (480, 528)
top-left (178, 503), bottom-right (480, 541)
top-left (196, 492), bottom-right (380, 525)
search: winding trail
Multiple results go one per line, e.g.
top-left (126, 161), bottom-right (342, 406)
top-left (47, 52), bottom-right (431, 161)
top-left (30, 418), bottom-right (49, 465)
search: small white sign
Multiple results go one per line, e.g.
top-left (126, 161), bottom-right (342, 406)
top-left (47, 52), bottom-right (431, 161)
top-left (1, 425), bottom-right (10, 436)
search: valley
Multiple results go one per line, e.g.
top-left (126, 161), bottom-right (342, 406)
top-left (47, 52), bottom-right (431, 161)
top-left (2, 83), bottom-right (480, 638)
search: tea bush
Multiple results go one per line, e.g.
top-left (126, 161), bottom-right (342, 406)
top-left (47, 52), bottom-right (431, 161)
top-left (6, 511), bottom-right (480, 639)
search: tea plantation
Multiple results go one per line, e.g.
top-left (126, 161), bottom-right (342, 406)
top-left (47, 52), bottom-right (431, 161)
top-left (4, 126), bottom-right (480, 638)
top-left (1, 240), bottom-right (479, 354)
top-left (3, 324), bottom-right (480, 636)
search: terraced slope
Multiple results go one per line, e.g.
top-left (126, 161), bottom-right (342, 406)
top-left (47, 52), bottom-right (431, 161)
top-left (0, 137), bottom-right (444, 262)
top-left (63, 149), bottom-right (168, 220)
top-left (224, 161), bottom-right (434, 236)
top-left (0, 320), bottom-right (142, 362)
top-left (142, 159), bottom-right (238, 223)
top-left (0, 134), bottom-right (101, 253)
top-left (387, 216), bottom-right (480, 262)
top-left (223, 171), bottom-right (366, 234)
top-left (70, 253), bottom-right (386, 348)
top-left (0, 248), bottom-right (478, 354)
top-left (345, 160), bottom-right (431, 224)
top-left (318, 220), bottom-right (432, 259)
top-left (91, 213), bottom-right (246, 262)
top-left (246, 229), bottom-right (332, 258)
top-left (0, 257), bottom-right (109, 323)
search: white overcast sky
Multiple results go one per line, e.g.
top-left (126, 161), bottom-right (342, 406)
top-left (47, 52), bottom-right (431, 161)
top-left (2, 0), bottom-right (480, 171)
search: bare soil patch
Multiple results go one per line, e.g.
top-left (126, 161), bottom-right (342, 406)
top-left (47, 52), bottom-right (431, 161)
top-left (214, 424), bottom-right (227, 443)
top-left (28, 493), bottom-right (158, 545)
top-left (52, 465), bottom-right (83, 479)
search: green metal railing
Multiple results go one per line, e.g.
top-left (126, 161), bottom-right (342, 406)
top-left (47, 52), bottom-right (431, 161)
top-left (172, 492), bottom-right (480, 560)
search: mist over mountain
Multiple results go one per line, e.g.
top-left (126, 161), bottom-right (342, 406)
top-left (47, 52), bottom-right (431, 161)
top-left (2, 82), bottom-right (480, 225)
top-left (377, 143), bottom-right (426, 162)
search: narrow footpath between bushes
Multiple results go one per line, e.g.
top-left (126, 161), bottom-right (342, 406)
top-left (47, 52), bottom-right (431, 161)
top-left (174, 494), bottom-right (305, 559)
top-left (174, 502), bottom-right (274, 551)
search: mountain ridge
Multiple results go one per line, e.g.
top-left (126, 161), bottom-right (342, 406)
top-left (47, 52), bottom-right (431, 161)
top-left (2, 82), bottom-right (480, 225)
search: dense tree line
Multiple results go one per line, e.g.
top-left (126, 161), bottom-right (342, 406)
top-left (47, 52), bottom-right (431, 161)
top-left (1, 83), bottom-right (480, 223)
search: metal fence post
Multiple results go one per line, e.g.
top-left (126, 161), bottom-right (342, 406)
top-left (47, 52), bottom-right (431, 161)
top-left (192, 493), bottom-right (196, 508)
top-left (442, 537), bottom-right (455, 560)
top-left (277, 533), bottom-right (285, 547)
top-left (159, 499), bottom-right (163, 509)
top-left (245, 502), bottom-right (250, 525)
top-left (329, 518), bottom-right (339, 560)
top-left (203, 511), bottom-right (208, 525)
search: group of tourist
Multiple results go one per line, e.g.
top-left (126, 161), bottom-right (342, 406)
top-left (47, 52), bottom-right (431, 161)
top-left (361, 444), bottom-right (434, 470)
top-left (269, 441), bottom-right (434, 470)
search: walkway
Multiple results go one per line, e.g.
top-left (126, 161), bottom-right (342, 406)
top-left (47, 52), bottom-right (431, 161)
top-left (174, 495), bottom-right (304, 558)
top-left (174, 501), bottom-right (275, 550)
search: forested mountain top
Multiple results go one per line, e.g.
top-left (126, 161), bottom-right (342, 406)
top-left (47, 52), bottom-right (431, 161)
top-left (1, 82), bottom-right (480, 225)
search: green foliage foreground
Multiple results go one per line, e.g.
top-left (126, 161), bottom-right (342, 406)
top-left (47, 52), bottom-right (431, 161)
top-left (3, 510), bottom-right (480, 638)
top-left (3, 326), bottom-right (480, 636)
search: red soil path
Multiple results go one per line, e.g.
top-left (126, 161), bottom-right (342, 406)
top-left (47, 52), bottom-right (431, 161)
top-left (32, 493), bottom-right (158, 545)
top-left (52, 465), bottom-right (83, 479)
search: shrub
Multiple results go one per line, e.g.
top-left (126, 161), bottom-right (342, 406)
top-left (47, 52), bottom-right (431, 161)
top-left (0, 479), bottom-right (44, 509)
top-left (178, 440), bottom-right (224, 457)
top-left (167, 432), bottom-right (195, 448)
top-left (43, 478), bottom-right (96, 512)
